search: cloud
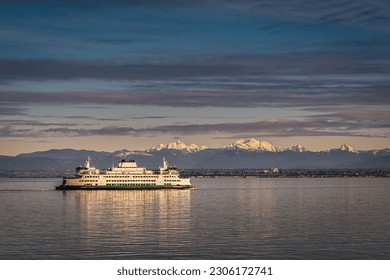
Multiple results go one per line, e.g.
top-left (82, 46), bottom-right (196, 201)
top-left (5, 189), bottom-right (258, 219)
top-left (306, 107), bottom-right (390, 133)
top-left (142, 118), bottom-right (389, 137)
top-left (25, 0), bottom-right (388, 30)
top-left (226, 0), bottom-right (390, 28)
top-left (0, 119), bottom-right (75, 127)
top-left (12, 0), bottom-right (387, 29)
top-left (1, 89), bottom-right (388, 108)
top-left (1, 52), bottom-right (389, 109)
top-left (1, 52), bottom-right (389, 81)
top-left (0, 126), bottom-right (38, 137)
top-left (2, 116), bottom-right (388, 138)
top-left (0, 106), bottom-right (26, 116)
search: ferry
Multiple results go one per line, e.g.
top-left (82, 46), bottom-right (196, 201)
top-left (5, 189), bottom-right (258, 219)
top-left (56, 157), bottom-right (194, 190)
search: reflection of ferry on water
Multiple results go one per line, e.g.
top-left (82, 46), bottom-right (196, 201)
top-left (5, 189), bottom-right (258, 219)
top-left (56, 157), bottom-right (194, 190)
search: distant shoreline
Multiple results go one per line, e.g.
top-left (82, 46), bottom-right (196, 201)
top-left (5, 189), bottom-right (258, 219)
top-left (1, 169), bottom-right (389, 178)
top-left (182, 169), bottom-right (390, 178)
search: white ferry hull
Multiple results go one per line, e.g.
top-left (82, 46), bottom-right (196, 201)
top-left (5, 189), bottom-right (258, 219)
top-left (56, 157), bottom-right (194, 190)
top-left (56, 184), bottom-right (194, 190)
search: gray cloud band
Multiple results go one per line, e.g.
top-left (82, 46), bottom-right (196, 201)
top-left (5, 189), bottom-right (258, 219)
top-left (1, 117), bottom-right (388, 138)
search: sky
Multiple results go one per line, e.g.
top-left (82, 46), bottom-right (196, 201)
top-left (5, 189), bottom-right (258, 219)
top-left (1, 0), bottom-right (390, 155)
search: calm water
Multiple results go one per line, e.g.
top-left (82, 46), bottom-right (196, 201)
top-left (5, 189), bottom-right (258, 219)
top-left (0, 177), bottom-right (389, 259)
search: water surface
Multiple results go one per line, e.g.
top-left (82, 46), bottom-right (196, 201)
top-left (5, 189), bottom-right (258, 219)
top-left (0, 177), bottom-right (389, 259)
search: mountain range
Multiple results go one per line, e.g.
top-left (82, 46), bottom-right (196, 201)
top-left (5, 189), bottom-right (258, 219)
top-left (1, 138), bottom-right (389, 171)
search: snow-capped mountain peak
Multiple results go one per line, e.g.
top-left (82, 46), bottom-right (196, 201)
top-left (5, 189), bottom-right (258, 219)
top-left (147, 140), bottom-right (208, 153)
top-left (339, 144), bottom-right (356, 153)
top-left (285, 145), bottom-right (309, 152)
top-left (328, 144), bottom-right (357, 153)
top-left (112, 149), bottom-right (152, 157)
top-left (224, 138), bottom-right (278, 152)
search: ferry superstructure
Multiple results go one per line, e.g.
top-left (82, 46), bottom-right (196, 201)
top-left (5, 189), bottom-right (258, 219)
top-left (56, 157), bottom-right (193, 190)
